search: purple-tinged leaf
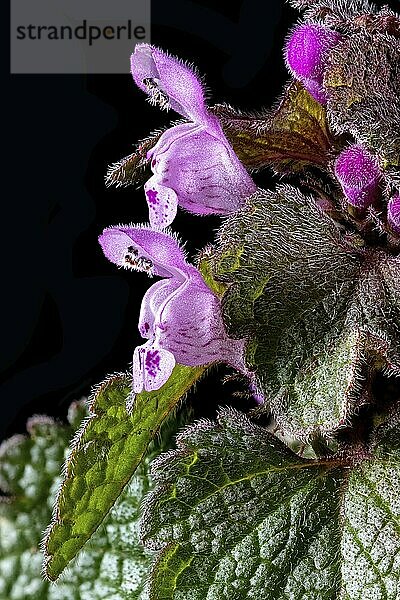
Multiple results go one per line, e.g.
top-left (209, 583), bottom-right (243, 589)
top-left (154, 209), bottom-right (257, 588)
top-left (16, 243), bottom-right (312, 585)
top-left (210, 81), bottom-right (334, 174)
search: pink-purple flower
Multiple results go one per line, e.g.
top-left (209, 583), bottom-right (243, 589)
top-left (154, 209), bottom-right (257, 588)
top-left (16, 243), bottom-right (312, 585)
top-left (334, 144), bottom-right (381, 209)
top-left (99, 225), bottom-right (247, 393)
top-left (388, 194), bottom-right (400, 234)
top-left (285, 23), bottom-right (342, 104)
top-left (130, 44), bottom-right (256, 229)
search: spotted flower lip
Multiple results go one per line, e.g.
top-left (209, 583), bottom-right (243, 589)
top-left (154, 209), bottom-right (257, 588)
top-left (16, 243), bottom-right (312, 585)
top-left (99, 225), bottom-right (247, 393)
top-left (388, 194), bottom-right (400, 234)
top-left (285, 23), bottom-right (342, 104)
top-left (131, 44), bottom-right (256, 229)
top-left (334, 144), bottom-right (381, 209)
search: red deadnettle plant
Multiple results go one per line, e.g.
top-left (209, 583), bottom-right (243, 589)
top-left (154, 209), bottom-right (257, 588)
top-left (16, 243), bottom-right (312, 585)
top-left (1, 1), bottom-right (399, 598)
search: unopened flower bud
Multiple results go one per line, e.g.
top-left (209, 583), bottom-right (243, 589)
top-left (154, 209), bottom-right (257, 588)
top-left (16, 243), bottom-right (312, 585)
top-left (285, 24), bottom-right (342, 104)
top-left (334, 144), bottom-right (381, 209)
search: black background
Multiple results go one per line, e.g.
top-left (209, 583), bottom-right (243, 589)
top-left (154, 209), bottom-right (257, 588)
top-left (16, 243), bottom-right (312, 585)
top-left (2, 0), bottom-right (397, 441)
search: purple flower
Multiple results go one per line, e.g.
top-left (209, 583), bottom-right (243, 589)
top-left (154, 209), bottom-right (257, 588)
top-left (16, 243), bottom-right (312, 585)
top-left (334, 144), bottom-right (381, 209)
top-left (285, 24), bottom-right (342, 104)
top-left (388, 194), bottom-right (400, 234)
top-left (98, 225), bottom-right (247, 393)
top-left (131, 44), bottom-right (256, 229)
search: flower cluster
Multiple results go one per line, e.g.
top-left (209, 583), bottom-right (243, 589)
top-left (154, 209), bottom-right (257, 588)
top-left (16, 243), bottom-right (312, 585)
top-left (100, 15), bottom-right (399, 395)
top-left (285, 22), bottom-right (399, 232)
top-left (100, 46), bottom-right (254, 393)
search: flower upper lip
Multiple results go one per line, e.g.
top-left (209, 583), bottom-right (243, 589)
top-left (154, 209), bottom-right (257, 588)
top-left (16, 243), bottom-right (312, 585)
top-left (131, 44), bottom-right (208, 124)
top-left (98, 226), bottom-right (191, 281)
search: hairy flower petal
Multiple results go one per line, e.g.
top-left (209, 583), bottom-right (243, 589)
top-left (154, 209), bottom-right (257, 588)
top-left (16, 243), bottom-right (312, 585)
top-left (144, 179), bottom-right (179, 230)
top-left (131, 45), bottom-right (256, 227)
top-left (132, 343), bottom-right (176, 393)
top-left (154, 280), bottom-right (246, 369)
top-left (145, 121), bottom-right (255, 226)
top-left (98, 226), bottom-right (190, 279)
top-left (138, 279), bottom-right (181, 339)
top-left (131, 44), bottom-right (207, 123)
top-left (100, 225), bottom-right (248, 393)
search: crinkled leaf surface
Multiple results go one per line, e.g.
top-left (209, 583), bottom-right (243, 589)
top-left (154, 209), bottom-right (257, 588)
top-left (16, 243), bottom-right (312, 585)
top-left (43, 366), bottom-right (205, 580)
top-left (290, 0), bottom-right (378, 21)
top-left (341, 413), bottom-right (400, 600)
top-left (141, 408), bottom-right (400, 600)
top-left (0, 417), bottom-right (71, 599)
top-left (325, 29), bottom-right (400, 166)
top-left (0, 402), bottom-right (155, 599)
top-left (211, 185), bottom-right (400, 437)
top-left (211, 81), bottom-right (333, 173)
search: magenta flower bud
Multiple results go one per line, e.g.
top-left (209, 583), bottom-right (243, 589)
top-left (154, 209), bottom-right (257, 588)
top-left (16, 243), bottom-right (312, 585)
top-left (334, 144), bottom-right (381, 209)
top-left (99, 226), bottom-right (247, 393)
top-left (285, 24), bottom-right (342, 104)
top-left (388, 194), bottom-right (400, 234)
top-left (131, 44), bottom-right (256, 229)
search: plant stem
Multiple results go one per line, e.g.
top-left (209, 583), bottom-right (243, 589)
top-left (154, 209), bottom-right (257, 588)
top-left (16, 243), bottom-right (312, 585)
top-left (310, 435), bottom-right (334, 457)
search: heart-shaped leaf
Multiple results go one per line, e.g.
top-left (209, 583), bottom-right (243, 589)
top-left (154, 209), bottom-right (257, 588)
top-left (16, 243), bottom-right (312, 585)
top-left (141, 407), bottom-right (400, 599)
top-left (210, 185), bottom-right (400, 438)
top-left (325, 29), bottom-right (400, 166)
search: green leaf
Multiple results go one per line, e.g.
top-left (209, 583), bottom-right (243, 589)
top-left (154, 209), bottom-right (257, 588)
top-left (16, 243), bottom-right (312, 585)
top-left (42, 366), bottom-right (205, 581)
top-left (0, 400), bottom-right (160, 599)
top-left (0, 416), bottom-right (73, 600)
top-left (371, 409), bottom-right (400, 460)
top-left (211, 185), bottom-right (400, 437)
top-left (141, 408), bottom-right (400, 600)
top-left (341, 460), bottom-right (400, 600)
top-left (198, 249), bottom-right (228, 298)
top-left (341, 410), bottom-right (400, 600)
top-left (325, 29), bottom-right (400, 166)
top-left (211, 81), bottom-right (334, 174)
